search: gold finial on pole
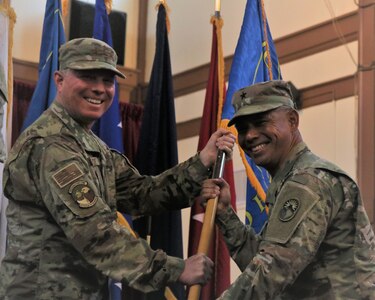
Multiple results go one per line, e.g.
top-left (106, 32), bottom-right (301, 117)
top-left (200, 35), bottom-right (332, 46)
top-left (215, 0), bottom-right (221, 17)
top-left (104, 0), bottom-right (112, 14)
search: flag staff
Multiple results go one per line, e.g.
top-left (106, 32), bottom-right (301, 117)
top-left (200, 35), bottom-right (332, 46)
top-left (188, 151), bottom-right (226, 300)
top-left (188, 3), bottom-right (225, 299)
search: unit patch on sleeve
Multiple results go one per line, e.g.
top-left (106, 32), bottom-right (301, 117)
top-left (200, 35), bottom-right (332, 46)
top-left (69, 181), bottom-right (98, 208)
top-left (279, 199), bottom-right (300, 222)
top-left (52, 162), bottom-right (84, 188)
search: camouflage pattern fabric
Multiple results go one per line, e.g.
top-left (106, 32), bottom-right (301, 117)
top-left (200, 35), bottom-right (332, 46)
top-left (59, 38), bottom-right (125, 78)
top-left (228, 80), bottom-right (296, 126)
top-left (216, 142), bottom-right (375, 300)
top-left (0, 101), bottom-right (210, 299)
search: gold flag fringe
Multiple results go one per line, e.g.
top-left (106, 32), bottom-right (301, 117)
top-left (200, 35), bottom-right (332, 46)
top-left (211, 15), bottom-right (225, 130)
top-left (61, 0), bottom-right (68, 17)
top-left (116, 212), bottom-right (137, 238)
top-left (260, 0), bottom-right (273, 80)
top-left (104, 0), bottom-right (112, 15)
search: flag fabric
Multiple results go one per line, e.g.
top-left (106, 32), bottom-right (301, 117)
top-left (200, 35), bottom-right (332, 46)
top-left (91, 1), bottom-right (134, 299)
top-left (92, 0), bottom-right (124, 153)
top-left (21, 0), bottom-right (65, 131)
top-left (133, 3), bottom-right (184, 300)
top-left (91, 0), bottom-right (133, 298)
top-left (220, 0), bottom-right (282, 233)
top-left (187, 15), bottom-right (237, 299)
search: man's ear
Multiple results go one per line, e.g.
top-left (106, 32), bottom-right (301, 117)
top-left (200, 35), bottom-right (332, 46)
top-left (288, 109), bottom-right (299, 129)
top-left (54, 71), bottom-right (64, 90)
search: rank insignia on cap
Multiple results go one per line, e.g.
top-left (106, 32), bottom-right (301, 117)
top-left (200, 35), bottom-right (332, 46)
top-left (53, 162), bottom-right (84, 188)
top-left (69, 181), bottom-right (98, 208)
top-left (279, 199), bottom-right (299, 222)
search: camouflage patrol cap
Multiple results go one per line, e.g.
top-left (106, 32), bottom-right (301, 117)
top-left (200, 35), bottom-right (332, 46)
top-left (59, 38), bottom-right (125, 78)
top-left (228, 80), bottom-right (296, 126)
top-left (0, 63), bottom-right (7, 102)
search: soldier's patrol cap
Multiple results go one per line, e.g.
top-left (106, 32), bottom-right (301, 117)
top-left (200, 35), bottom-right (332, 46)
top-left (59, 38), bottom-right (126, 78)
top-left (0, 63), bottom-right (7, 102)
top-left (228, 80), bottom-right (296, 126)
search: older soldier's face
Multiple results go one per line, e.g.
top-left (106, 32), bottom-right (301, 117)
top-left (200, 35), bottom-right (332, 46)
top-left (236, 107), bottom-right (296, 176)
top-left (55, 69), bottom-right (115, 129)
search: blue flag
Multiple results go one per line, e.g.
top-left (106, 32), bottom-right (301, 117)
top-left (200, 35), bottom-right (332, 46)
top-left (22, 0), bottom-right (65, 131)
top-left (92, 2), bottom-right (130, 299)
top-left (221, 0), bottom-right (282, 233)
top-left (92, 0), bottom-right (124, 153)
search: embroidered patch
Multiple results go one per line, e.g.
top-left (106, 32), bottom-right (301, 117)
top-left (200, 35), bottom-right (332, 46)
top-left (69, 181), bottom-right (98, 208)
top-left (279, 199), bottom-right (300, 222)
top-left (52, 163), bottom-right (84, 188)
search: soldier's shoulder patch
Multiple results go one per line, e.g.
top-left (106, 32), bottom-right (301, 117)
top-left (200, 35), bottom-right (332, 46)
top-left (265, 180), bottom-right (320, 244)
top-left (52, 162), bottom-right (84, 188)
top-left (69, 181), bottom-right (98, 208)
top-left (279, 198), bottom-right (300, 222)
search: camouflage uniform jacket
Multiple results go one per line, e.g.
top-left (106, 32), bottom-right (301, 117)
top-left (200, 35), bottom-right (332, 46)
top-left (0, 101), bottom-right (210, 299)
top-left (216, 142), bottom-right (375, 300)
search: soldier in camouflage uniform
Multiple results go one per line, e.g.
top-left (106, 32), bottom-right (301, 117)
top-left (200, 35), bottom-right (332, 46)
top-left (0, 38), bottom-right (236, 299)
top-left (202, 80), bottom-right (375, 299)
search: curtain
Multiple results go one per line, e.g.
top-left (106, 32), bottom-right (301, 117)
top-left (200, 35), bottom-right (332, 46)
top-left (12, 79), bottom-right (35, 145)
top-left (120, 102), bottom-right (143, 164)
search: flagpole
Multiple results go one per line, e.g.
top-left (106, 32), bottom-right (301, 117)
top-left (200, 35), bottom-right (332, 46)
top-left (188, 151), bottom-right (226, 300)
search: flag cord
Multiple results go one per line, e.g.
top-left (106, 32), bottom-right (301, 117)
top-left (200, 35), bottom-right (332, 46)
top-left (323, 0), bottom-right (358, 68)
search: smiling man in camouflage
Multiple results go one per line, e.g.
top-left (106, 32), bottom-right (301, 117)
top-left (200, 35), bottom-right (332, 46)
top-left (0, 38), bottom-right (236, 299)
top-left (202, 80), bottom-right (375, 299)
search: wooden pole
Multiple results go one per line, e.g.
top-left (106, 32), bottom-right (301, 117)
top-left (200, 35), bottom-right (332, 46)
top-left (188, 151), bottom-right (226, 300)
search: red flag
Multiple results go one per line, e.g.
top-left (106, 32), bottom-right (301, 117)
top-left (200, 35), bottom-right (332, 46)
top-left (187, 16), bottom-right (237, 299)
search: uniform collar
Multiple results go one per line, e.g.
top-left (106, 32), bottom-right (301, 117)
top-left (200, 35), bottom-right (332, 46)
top-left (50, 101), bottom-right (104, 153)
top-left (273, 142), bottom-right (309, 182)
top-left (266, 142), bottom-right (309, 206)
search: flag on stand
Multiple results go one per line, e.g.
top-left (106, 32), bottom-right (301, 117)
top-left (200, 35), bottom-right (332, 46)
top-left (92, 0), bottom-right (124, 153)
top-left (133, 3), bottom-right (184, 300)
top-left (92, 1), bottom-right (133, 299)
top-left (220, 0), bottom-right (282, 233)
top-left (21, 0), bottom-right (65, 131)
top-left (188, 14), bottom-right (236, 299)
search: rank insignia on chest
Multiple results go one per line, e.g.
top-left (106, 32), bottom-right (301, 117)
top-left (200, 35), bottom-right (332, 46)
top-left (69, 181), bottom-right (98, 208)
top-left (279, 199), bottom-right (299, 222)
